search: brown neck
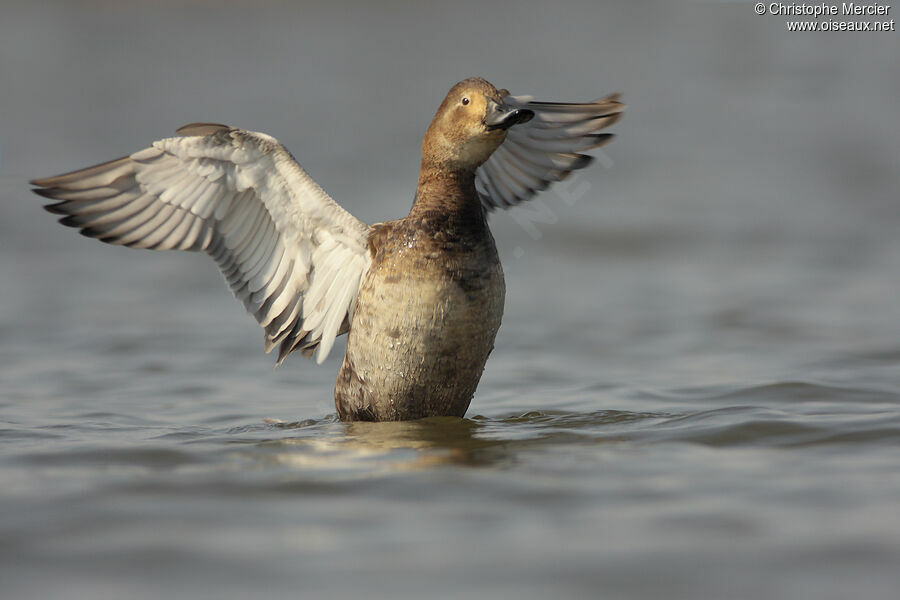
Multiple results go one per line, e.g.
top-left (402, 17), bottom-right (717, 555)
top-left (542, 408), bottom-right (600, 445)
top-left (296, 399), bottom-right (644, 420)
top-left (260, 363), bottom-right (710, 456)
top-left (409, 162), bottom-right (484, 225)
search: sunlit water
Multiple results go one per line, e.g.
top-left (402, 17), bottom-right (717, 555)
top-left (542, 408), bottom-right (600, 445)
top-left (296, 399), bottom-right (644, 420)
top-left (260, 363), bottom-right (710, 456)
top-left (2, 1), bottom-right (900, 599)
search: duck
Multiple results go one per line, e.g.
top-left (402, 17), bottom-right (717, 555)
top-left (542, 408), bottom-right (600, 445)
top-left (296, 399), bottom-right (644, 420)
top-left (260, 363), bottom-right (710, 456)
top-left (31, 77), bottom-right (623, 421)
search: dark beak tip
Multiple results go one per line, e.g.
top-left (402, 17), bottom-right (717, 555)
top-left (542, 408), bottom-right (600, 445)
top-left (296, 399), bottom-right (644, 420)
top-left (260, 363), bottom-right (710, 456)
top-left (485, 106), bottom-right (535, 131)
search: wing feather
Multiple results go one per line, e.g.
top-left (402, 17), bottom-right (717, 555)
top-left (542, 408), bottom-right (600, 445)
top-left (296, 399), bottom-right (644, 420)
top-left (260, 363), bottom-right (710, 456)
top-left (32, 124), bottom-right (372, 364)
top-left (477, 94), bottom-right (624, 211)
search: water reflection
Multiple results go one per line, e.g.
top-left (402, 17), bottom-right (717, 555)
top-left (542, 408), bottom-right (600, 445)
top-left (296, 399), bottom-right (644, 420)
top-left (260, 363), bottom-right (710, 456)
top-left (250, 410), bottom-right (675, 474)
top-left (262, 417), bottom-right (509, 470)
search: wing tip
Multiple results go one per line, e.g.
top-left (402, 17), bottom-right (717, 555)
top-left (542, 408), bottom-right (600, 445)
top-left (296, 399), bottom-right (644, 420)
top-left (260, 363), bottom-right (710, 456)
top-left (314, 347), bottom-right (328, 365)
top-left (43, 201), bottom-right (70, 215)
top-left (31, 186), bottom-right (59, 200)
top-left (599, 92), bottom-right (624, 104)
top-left (585, 133), bottom-right (615, 150)
top-left (567, 153), bottom-right (594, 171)
top-left (30, 156), bottom-right (132, 188)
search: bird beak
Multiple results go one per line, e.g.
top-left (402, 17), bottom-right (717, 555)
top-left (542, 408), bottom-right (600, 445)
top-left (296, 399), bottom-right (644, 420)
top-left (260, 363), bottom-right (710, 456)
top-left (483, 100), bottom-right (534, 131)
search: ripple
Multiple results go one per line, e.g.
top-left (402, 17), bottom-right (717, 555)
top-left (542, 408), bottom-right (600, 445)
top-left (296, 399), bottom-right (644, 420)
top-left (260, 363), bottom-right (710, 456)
top-left (18, 446), bottom-right (209, 469)
top-left (644, 380), bottom-right (898, 405)
top-left (0, 428), bottom-right (65, 442)
top-left (494, 409), bottom-right (670, 427)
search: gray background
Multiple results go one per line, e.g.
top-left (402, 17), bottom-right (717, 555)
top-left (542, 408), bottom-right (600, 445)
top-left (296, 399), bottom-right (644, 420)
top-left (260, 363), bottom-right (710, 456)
top-left (1, 1), bottom-right (899, 599)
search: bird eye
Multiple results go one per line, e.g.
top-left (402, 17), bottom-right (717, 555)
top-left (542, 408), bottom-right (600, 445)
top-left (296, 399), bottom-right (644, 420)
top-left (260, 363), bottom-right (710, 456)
top-left (461, 97), bottom-right (470, 106)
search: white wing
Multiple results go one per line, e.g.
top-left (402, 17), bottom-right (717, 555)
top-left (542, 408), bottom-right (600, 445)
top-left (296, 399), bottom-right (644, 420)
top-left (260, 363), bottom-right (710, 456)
top-left (32, 123), bottom-right (371, 365)
top-left (476, 94), bottom-right (624, 210)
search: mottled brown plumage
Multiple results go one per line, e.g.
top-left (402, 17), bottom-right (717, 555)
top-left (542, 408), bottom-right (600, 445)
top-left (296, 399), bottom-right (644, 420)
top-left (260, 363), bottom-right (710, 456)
top-left (336, 187), bottom-right (504, 419)
top-left (333, 78), bottom-right (520, 420)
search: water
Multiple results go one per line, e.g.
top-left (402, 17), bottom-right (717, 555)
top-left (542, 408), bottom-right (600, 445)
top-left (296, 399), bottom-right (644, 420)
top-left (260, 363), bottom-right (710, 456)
top-left (2, 1), bottom-right (900, 598)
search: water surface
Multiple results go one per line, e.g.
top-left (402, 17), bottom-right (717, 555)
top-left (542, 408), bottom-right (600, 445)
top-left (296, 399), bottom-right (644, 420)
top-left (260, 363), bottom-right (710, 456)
top-left (2, 1), bottom-right (899, 599)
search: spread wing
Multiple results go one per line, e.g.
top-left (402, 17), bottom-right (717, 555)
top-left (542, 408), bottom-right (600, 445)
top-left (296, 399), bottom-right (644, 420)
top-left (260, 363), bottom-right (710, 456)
top-left (32, 123), bottom-right (371, 365)
top-left (476, 93), bottom-right (624, 210)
